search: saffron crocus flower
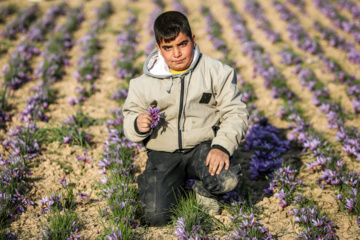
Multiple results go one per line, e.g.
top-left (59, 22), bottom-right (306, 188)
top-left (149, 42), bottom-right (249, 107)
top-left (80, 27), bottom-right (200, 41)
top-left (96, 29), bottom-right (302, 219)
top-left (76, 192), bottom-right (88, 200)
top-left (334, 194), bottom-right (343, 201)
top-left (77, 149), bottom-right (92, 164)
top-left (312, 218), bottom-right (324, 227)
top-left (147, 106), bottom-right (162, 128)
top-left (103, 188), bottom-right (114, 198)
top-left (345, 198), bottom-right (355, 212)
top-left (63, 135), bottom-right (72, 144)
top-left (13, 189), bottom-right (23, 201)
top-left (98, 158), bottom-right (111, 169)
top-left (99, 176), bottom-right (108, 185)
top-left (39, 196), bottom-right (49, 206)
top-left (279, 199), bottom-right (287, 208)
top-left (67, 232), bottom-right (81, 240)
top-left (174, 217), bottom-right (190, 239)
top-left (49, 193), bottom-right (62, 205)
top-left (59, 177), bottom-right (68, 186)
top-left (23, 197), bottom-right (34, 207)
top-left (68, 97), bottom-right (79, 106)
top-left (275, 189), bottom-right (287, 200)
top-left (105, 228), bottom-right (122, 240)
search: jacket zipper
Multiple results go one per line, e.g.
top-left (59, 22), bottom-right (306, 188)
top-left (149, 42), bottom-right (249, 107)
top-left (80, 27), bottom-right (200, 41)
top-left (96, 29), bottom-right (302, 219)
top-left (178, 76), bottom-right (185, 150)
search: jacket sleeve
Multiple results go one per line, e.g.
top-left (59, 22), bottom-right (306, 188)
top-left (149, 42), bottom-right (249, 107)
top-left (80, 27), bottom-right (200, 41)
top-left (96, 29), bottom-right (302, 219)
top-left (211, 68), bottom-right (249, 156)
top-left (123, 79), bottom-right (153, 143)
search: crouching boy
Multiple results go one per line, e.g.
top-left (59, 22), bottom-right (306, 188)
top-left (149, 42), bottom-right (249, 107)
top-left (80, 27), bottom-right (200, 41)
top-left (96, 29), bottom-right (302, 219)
top-left (123, 11), bottom-right (248, 226)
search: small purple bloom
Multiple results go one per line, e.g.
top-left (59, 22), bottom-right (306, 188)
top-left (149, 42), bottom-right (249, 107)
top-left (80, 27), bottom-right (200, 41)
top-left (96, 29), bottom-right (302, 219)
top-left (67, 232), bottom-right (81, 240)
top-left (62, 135), bottom-right (72, 144)
top-left (77, 149), bottom-right (92, 164)
top-left (76, 192), bottom-right (88, 200)
top-left (147, 106), bottom-right (162, 128)
top-left (59, 177), bottom-right (68, 186)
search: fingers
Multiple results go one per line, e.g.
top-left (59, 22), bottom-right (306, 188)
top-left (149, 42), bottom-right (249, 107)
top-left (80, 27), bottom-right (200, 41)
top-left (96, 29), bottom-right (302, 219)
top-left (224, 158), bottom-right (230, 171)
top-left (215, 159), bottom-right (230, 174)
top-left (210, 159), bottom-right (219, 176)
top-left (216, 160), bottom-right (225, 175)
top-left (137, 114), bottom-right (153, 133)
top-left (208, 156), bottom-right (220, 176)
top-left (207, 149), bottom-right (230, 176)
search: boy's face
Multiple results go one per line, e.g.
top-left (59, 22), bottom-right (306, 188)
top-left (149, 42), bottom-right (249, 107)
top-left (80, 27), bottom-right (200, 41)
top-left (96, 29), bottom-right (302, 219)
top-left (156, 32), bottom-right (196, 71)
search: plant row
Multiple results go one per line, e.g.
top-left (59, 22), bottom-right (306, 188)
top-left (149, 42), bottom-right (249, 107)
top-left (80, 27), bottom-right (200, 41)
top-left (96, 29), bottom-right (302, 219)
top-left (243, 0), bottom-right (281, 43)
top-left (0, 3), bottom-right (17, 24)
top-left (273, 0), bottom-right (360, 115)
top-left (96, 10), bottom-right (144, 239)
top-left (20, 5), bottom-right (84, 122)
top-left (144, 0), bottom-right (164, 55)
top-left (271, 1), bottom-right (360, 165)
top-left (1, 2), bottom-right (69, 131)
top-left (312, 0), bottom-right (360, 44)
top-left (1, 4), bottom-right (39, 39)
top-left (1, 122), bottom-right (43, 238)
top-left (223, 0), bottom-right (339, 238)
top-left (112, 9), bottom-right (141, 85)
top-left (69, 1), bottom-right (113, 106)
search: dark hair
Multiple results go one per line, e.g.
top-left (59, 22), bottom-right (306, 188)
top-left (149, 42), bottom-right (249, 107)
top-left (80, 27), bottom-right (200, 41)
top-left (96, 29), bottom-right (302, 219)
top-left (154, 11), bottom-right (192, 45)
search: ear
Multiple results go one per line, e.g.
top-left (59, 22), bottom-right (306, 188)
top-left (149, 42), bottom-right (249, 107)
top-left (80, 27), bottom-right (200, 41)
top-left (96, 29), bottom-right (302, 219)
top-left (191, 34), bottom-right (196, 48)
top-left (156, 43), bottom-right (160, 51)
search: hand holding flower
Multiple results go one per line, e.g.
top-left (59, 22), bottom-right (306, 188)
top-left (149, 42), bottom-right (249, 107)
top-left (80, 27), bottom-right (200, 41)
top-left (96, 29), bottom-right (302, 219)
top-left (137, 113), bottom-right (153, 133)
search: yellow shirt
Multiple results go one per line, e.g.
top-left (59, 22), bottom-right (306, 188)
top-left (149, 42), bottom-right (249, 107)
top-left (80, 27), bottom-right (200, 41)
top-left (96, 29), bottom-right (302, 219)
top-left (170, 68), bottom-right (187, 74)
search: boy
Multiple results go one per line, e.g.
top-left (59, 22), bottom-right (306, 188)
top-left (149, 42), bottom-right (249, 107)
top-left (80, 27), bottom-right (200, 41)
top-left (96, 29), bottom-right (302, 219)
top-left (123, 11), bottom-right (248, 226)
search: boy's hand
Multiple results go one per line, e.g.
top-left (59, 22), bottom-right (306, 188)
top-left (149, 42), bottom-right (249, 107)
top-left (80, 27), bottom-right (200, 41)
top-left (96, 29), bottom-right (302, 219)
top-left (206, 149), bottom-right (230, 176)
top-left (137, 113), bottom-right (153, 133)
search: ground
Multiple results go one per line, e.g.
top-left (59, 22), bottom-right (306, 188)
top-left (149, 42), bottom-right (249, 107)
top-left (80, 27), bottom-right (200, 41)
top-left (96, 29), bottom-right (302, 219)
top-left (1, 0), bottom-right (360, 239)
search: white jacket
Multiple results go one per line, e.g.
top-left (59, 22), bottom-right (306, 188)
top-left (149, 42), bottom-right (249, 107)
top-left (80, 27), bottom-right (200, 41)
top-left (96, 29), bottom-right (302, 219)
top-left (123, 44), bottom-right (248, 156)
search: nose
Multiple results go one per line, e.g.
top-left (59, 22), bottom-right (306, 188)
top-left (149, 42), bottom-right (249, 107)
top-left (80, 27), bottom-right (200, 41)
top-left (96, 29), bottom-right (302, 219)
top-left (173, 47), bottom-right (181, 58)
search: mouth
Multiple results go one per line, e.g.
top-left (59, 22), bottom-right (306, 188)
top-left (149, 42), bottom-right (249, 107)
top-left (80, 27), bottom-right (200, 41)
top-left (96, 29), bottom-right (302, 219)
top-left (174, 59), bottom-right (184, 64)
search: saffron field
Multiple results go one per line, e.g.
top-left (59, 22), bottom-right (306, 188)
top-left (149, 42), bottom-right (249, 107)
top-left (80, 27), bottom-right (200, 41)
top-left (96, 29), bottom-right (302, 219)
top-left (0, 0), bottom-right (360, 239)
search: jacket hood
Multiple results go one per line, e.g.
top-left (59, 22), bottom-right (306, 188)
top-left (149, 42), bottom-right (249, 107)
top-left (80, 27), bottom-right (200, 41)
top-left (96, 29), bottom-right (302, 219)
top-left (143, 44), bottom-right (201, 79)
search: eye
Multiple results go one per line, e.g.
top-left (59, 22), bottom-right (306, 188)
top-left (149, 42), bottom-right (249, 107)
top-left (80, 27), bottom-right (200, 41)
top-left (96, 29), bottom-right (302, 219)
top-left (163, 46), bottom-right (170, 51)
top-left (180, 42), bottom-right (187, 46)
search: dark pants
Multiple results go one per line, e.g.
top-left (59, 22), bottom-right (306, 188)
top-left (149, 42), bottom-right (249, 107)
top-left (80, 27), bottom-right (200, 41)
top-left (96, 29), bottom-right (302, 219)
top-left (137, 141), bottom-right (242, 226)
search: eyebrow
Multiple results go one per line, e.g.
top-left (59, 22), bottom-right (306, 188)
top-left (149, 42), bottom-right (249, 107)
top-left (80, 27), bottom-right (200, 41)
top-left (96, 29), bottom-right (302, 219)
top-left (162, 40), bottom-right (189, 49)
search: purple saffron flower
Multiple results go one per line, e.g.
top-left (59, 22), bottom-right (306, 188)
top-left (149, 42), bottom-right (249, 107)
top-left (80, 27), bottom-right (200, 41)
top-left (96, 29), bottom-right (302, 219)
top-left (23, 197), bottom-right (34, 207)
top-left (105, 228), bottom-right (122, 240)
top-left (77, 149), bottom-right (92, 164)
top-left (147, 106), bottom-right (162, 128)
top-left (39, 196), bottom-right (49, 206)
top-left (275, 189), bottom-right (287, 200)
top-left (345, 198), bottom-right (355, 212)
top-left (99, 176), bottom-right (108, 185)
top-left (279, 199), bottom-right (287, 208)
top-left (174, 217), bottom-right (190, 239)
top-left (63, 135), bottom-right (72, 144)
top-left (76, 192), bottom-right (88, 200)
top-left (67, 232), bottom-right (81, 240)
top-left (103, 188), bottom-right (114, 198)
top-left (334, 194), bottom-right (343, 201)
top-left (59, 177), bottom-right (68, 186)
top-left (68, 97), bottom-right (79, 106)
